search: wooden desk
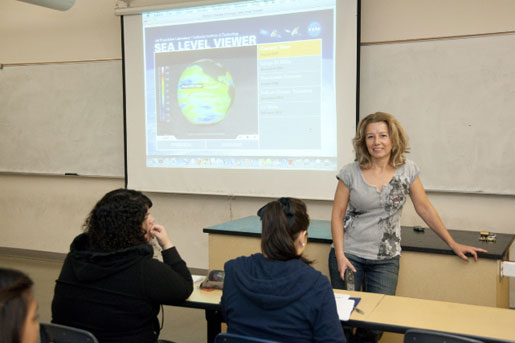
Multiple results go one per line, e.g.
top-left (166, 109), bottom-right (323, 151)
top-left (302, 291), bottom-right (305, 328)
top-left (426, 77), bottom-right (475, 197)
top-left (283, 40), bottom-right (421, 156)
top-left (334, 289), bottom-right (385, 327)
top-left (204, 216), bottom-right (514, 307)
top-left (178, 284), bottom-right (223, 343)
top-left (368, 295), bottom-right (515, 342)
top-left (180, 284), bottom-right (515, 343)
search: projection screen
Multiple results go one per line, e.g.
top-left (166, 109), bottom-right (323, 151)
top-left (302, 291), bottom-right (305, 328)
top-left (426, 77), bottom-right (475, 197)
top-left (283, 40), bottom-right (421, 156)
top-left (121, 0), bottom-right (359, 200)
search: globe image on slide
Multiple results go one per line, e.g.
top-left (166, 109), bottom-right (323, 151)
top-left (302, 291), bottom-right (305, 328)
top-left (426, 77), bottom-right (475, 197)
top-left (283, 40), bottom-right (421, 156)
top-left (177, 59), bottom-right (235, 125)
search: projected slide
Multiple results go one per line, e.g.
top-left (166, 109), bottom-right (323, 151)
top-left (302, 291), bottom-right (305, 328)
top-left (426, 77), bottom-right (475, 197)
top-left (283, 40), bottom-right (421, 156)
top-left (142, 0), bottom-right (337, 171)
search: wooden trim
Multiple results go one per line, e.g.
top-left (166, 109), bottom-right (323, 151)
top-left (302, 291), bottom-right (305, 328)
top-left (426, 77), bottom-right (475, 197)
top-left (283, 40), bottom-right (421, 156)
top-left (361, 30), bottom-right (515, 46)
top-left (1, 58), bottom-right (122, 68)
top-left (0, 247), bottom-right (66, 262)
top-left (0, 246), bottom-right (208, 275)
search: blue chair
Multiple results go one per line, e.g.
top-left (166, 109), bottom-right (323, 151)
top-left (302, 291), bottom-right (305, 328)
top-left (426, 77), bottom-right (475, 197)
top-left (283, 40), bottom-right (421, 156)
top-left (215, 332), bottom-right (282, 343)
top-left (40, 322), bottom-right (99, 343)
top-left (404, 329), bottom-right (483, 343)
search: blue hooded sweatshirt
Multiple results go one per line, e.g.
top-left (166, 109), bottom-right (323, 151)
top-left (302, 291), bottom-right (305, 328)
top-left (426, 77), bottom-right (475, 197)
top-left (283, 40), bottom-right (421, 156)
top-left (221, 253), bottom-right (346, 343)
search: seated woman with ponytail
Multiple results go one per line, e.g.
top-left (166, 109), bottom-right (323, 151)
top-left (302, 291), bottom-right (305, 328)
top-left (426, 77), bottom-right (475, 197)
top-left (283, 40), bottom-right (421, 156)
top-left (221, 198), bottom-right (346, 343)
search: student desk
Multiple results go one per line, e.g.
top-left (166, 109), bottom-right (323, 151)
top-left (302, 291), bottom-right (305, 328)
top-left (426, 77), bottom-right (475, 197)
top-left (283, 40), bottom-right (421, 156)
top-left (204, 216), bottom-right (514, 308)
top-left (179, 283), bottom-right (223, 343)
top-left (179, 284), bottom-right (515, 343)
top-left (367, 294), bottom-right (515, 342)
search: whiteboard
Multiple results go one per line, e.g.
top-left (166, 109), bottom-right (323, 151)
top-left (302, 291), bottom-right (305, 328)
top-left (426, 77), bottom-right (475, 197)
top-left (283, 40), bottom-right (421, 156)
top-left (360, 34), bottom-right (515, 195)
top-left (0, 60), bottom-right (124, 177)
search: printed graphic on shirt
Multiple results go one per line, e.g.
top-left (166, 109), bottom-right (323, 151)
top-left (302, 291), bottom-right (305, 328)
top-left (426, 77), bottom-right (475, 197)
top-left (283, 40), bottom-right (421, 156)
top-left (384, 176), bottom-right (410, 213)
top-left (343, 208), bottom-right (361, 233)
top-left (378, 215), bottom-right (401, 258)
top-left (377, 175), bottom-right (411, 259)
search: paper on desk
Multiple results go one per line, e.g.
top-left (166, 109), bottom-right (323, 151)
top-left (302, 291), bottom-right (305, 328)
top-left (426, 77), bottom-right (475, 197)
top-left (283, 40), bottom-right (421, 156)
top-left (192, 275), bottom-right (204, 283)
top-left (334, 293), bottom-right (355, 321)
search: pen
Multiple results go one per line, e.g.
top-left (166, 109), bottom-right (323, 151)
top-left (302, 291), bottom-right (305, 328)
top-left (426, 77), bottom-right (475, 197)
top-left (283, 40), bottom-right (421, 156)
top-left (355, 308), bottom-right (364, 315)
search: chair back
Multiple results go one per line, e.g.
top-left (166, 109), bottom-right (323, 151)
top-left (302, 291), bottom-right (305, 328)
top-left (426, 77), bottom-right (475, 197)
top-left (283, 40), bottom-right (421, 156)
top-left (215, 332), bottom-right (281, 343)
top-left (40, 322), bottom-right (99, 343)
top-left (404, 329), bottom-right (483, 343)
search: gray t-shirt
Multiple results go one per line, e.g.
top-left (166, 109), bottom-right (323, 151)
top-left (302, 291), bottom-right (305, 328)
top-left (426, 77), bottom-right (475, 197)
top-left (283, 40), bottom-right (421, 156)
top-left (337, 159), bottom-right (420, 260)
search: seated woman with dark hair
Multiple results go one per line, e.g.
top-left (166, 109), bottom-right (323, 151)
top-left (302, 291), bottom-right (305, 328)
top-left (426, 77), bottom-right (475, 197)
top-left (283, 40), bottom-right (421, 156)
top-left (51, 188), bottom-right (193, 343)
top-left (0, 268), bottom-right (39, 343)
top-left (221, 198), bottom-right (346, 343)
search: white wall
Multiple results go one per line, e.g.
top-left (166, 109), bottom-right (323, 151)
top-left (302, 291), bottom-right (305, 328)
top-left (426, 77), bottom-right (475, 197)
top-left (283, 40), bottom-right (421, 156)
top-left (1, 0), bottom-right (514, 305)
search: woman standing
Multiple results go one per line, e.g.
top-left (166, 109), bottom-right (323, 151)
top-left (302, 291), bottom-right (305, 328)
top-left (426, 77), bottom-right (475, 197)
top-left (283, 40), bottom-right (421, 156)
top-left (329, 112), bottom-right (486, 342)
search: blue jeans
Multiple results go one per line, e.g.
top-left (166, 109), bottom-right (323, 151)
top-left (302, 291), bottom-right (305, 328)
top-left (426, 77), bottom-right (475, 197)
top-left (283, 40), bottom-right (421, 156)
top-left (328, 248), bottom-right (399, 295)
top-left (328, 249), bottom-right (400, 343)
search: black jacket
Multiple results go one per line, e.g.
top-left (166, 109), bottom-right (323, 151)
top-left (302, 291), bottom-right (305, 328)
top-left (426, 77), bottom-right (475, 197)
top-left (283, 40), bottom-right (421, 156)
top-left (51, 233), bottom-right (193, 343)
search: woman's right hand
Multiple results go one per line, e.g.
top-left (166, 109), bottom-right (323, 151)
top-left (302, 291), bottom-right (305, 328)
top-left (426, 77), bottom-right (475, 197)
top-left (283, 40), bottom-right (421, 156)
top-left (337, 253), bottom-right (356, 280)
top-left (150, 224), bottom-right (174, 250)
top-left (331, 181), bottom-right (354, 280)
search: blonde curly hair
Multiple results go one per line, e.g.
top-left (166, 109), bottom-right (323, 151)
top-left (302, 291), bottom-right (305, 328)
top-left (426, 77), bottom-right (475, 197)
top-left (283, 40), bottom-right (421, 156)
top-left (353, 112), bottom-right (409, 168)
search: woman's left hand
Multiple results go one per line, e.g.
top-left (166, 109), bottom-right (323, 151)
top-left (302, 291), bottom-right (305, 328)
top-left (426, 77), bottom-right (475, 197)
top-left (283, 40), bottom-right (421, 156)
top-left (450, 242), bottom-right (487, 262)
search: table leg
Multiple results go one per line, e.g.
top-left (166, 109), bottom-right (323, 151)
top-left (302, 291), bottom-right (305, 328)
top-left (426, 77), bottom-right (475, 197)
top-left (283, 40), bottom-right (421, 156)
top-left (205, 309), bottom-right (222, 343)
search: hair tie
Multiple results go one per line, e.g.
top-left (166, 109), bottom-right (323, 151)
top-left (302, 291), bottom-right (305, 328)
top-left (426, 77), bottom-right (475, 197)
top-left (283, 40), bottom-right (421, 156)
top-left (278, 197), bottom-right (294, 216)
top-left (257, 197), bottom-right (295, 228)
top-left (278, 197), bottom-right (295, 228)
top-left (257, 204), bottom-right (267, 219)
